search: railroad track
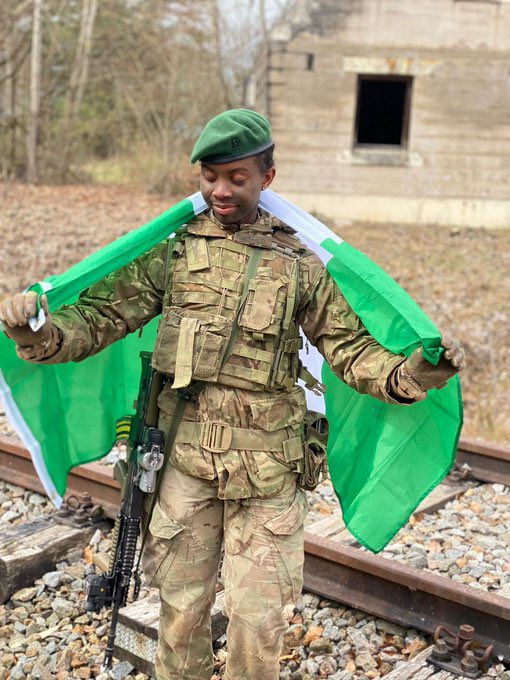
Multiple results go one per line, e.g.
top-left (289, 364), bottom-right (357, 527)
top-left (1, 433), bottom-right (510, 666)
top-left (2, 434), bottom-right (508, 518)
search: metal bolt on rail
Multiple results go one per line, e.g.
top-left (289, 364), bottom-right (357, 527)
top-left (427, 623), bottom-right (495, 678)
top-left (445, 461), bottom-right (472, 484)
top-left (56, 491), bottom-right (105, 527)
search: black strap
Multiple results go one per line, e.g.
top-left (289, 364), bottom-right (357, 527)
top-left (137, 382), bottom-right (204, 560)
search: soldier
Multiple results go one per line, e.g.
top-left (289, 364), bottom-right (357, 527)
top-left (0, 109), bottom-right (464, 680)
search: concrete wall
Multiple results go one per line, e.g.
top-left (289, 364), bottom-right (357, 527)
top-left (262, 0), bottom-right (510, 227)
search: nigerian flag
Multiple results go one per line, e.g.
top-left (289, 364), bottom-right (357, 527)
top-left (0, 189), bottom-right (462, 552)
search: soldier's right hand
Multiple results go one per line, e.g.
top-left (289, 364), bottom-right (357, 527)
top-left (0, 291), bottom-right (53, 347)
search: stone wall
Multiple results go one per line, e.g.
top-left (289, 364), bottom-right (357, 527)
top-left (258, 0), bottom-right (510, 227)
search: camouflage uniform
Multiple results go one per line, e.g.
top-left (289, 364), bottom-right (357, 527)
top-left (26, 211), bottom-right (409, 680)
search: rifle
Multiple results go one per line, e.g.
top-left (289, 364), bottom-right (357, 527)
top-left (85, 351), bottom-right (165, 671)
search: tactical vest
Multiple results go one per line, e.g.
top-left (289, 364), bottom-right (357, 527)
top-left (151, 213), bottom-right (306, 393)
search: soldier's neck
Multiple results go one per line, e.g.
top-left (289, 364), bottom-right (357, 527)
top-left (209, 210), bottom-right (261, 232)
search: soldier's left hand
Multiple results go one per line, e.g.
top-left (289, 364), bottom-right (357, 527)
top-left (440, 334), bottom-right (465, 372)
top-left (405, 334), bottom-right (465, 392)
top-left (390, 334), bottom-right (465, 401)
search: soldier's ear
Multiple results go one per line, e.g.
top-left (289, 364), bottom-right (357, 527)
top-left (262, 167), bottom-right (276, 190)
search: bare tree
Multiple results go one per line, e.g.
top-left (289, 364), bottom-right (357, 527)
top-left (57, 0), bottom-right (99, 178)
top-left (0, 1), bottom-right (31, 178)
top-left (1, 28), bottom-right (16, 178)
top-left (69, 0), bottom-right (99, 118)
top-left (26, 0), bottom-right (43, 183)
top-left (210, 0), bottom-right (234, 109)
top-left (259, 0), bottom-right (269, 48)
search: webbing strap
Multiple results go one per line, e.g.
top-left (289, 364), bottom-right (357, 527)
top-left (221, 247), bottom-right (263, 367)
top-left (138, 381), bottom-right (205, 557)
top-left (142, 247), bottom-right (263, 546)
top-left (171, 317), bottom-right (199, 389)
top-left (220, 362), bottom-right (269, 384)
top-left (174, 272), bottom-right (243, 293)
top-left (298, 363), bottom-right (326, 395)
top-left (210, 255), bottom-right (249, 272)
top-left (164, 235), bottom-right (184, 292)
top-left (175, 421), bottom-right (297, 452)
top-left (273, 370), bottom-right (296, 390)
top-left (231, 342), bottom-right (273, 363)
top-left (171, 292), bottom-right (237, 309)
top-left (163, 238), bottom-right (174, 293)
top-left (283, 259), bottom-right (298, 331)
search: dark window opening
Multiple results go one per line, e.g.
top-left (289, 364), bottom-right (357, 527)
top-left (355, 76), bottom-right (412, 147)
top-left (306, 53), bottom-right (315, 71)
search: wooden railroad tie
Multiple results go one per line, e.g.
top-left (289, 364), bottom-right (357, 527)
top-left (0, 516), bottom-right (108, 604)
top-left (113, 588), bottom-right (228, 677)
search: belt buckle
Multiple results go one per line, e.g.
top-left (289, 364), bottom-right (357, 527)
top-left (200, 421), bottom-right (233, 453)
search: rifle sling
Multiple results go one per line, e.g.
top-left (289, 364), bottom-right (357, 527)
top-left (138, 388), bottom-right (192, 560)
top-left (139, 246), bottom-right (263, 555)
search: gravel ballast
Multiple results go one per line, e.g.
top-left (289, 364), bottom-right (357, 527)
top-left (1, 478), bottom-right (510, 678)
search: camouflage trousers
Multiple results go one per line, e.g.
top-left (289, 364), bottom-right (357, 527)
top-left (142, 465), bottom-right (307, 680)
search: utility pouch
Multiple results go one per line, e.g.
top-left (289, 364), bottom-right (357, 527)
top-left (152, 308), bottom-right (232, 386)
top-left (298, 410), bottom-right (329, 491)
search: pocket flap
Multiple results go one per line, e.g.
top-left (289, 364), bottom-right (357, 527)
top-left (264, 491), bottom-right (308, 536)
top-left (149, 500), bottom-right (184, 540)
top-left (250, 387), bottom-right (306, 431)
top-left (240, 280), bottom-right (281, 330)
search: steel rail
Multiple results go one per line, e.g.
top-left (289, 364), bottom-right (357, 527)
top-left (304, 533), bottom-right (510, 662)
top-left (456, 437), bottom-right (510, 486)
top-left (0, 434), bottom-right (120, 518)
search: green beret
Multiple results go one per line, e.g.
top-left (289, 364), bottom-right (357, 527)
top-left (190, 109), bottom-right (273, 164)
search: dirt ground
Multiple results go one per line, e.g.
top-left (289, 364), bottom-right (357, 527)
top-left (0, 181), bottom-right (508, 445)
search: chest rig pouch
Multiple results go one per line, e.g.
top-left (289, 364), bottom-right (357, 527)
top-left (152, 308), bottom-right (232, 387)
top-left (221, 241), bottom-right (304, 391)
top-left (151, 230), bottom-right (264, 389)
top-left (151, 221), bottom-right (315, 394)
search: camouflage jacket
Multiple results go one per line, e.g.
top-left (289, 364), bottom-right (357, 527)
top-left (28, 211), bottom-right (406, 399)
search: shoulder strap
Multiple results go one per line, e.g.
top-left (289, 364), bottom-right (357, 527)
top-left (221, 247), bottom-right (263, 366)
top-left (164, 229), bottom-right (187, 292)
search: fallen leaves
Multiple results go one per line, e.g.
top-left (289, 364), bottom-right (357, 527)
top-left (82, 546), bottom-right (94, 564)
top-left (302, 625), bottom-right (324, 646)
top-left (403, 638), bottom-right (428, 658)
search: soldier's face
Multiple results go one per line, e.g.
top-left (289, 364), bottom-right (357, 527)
top-left (200, 156), bottom-right (275, 225)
